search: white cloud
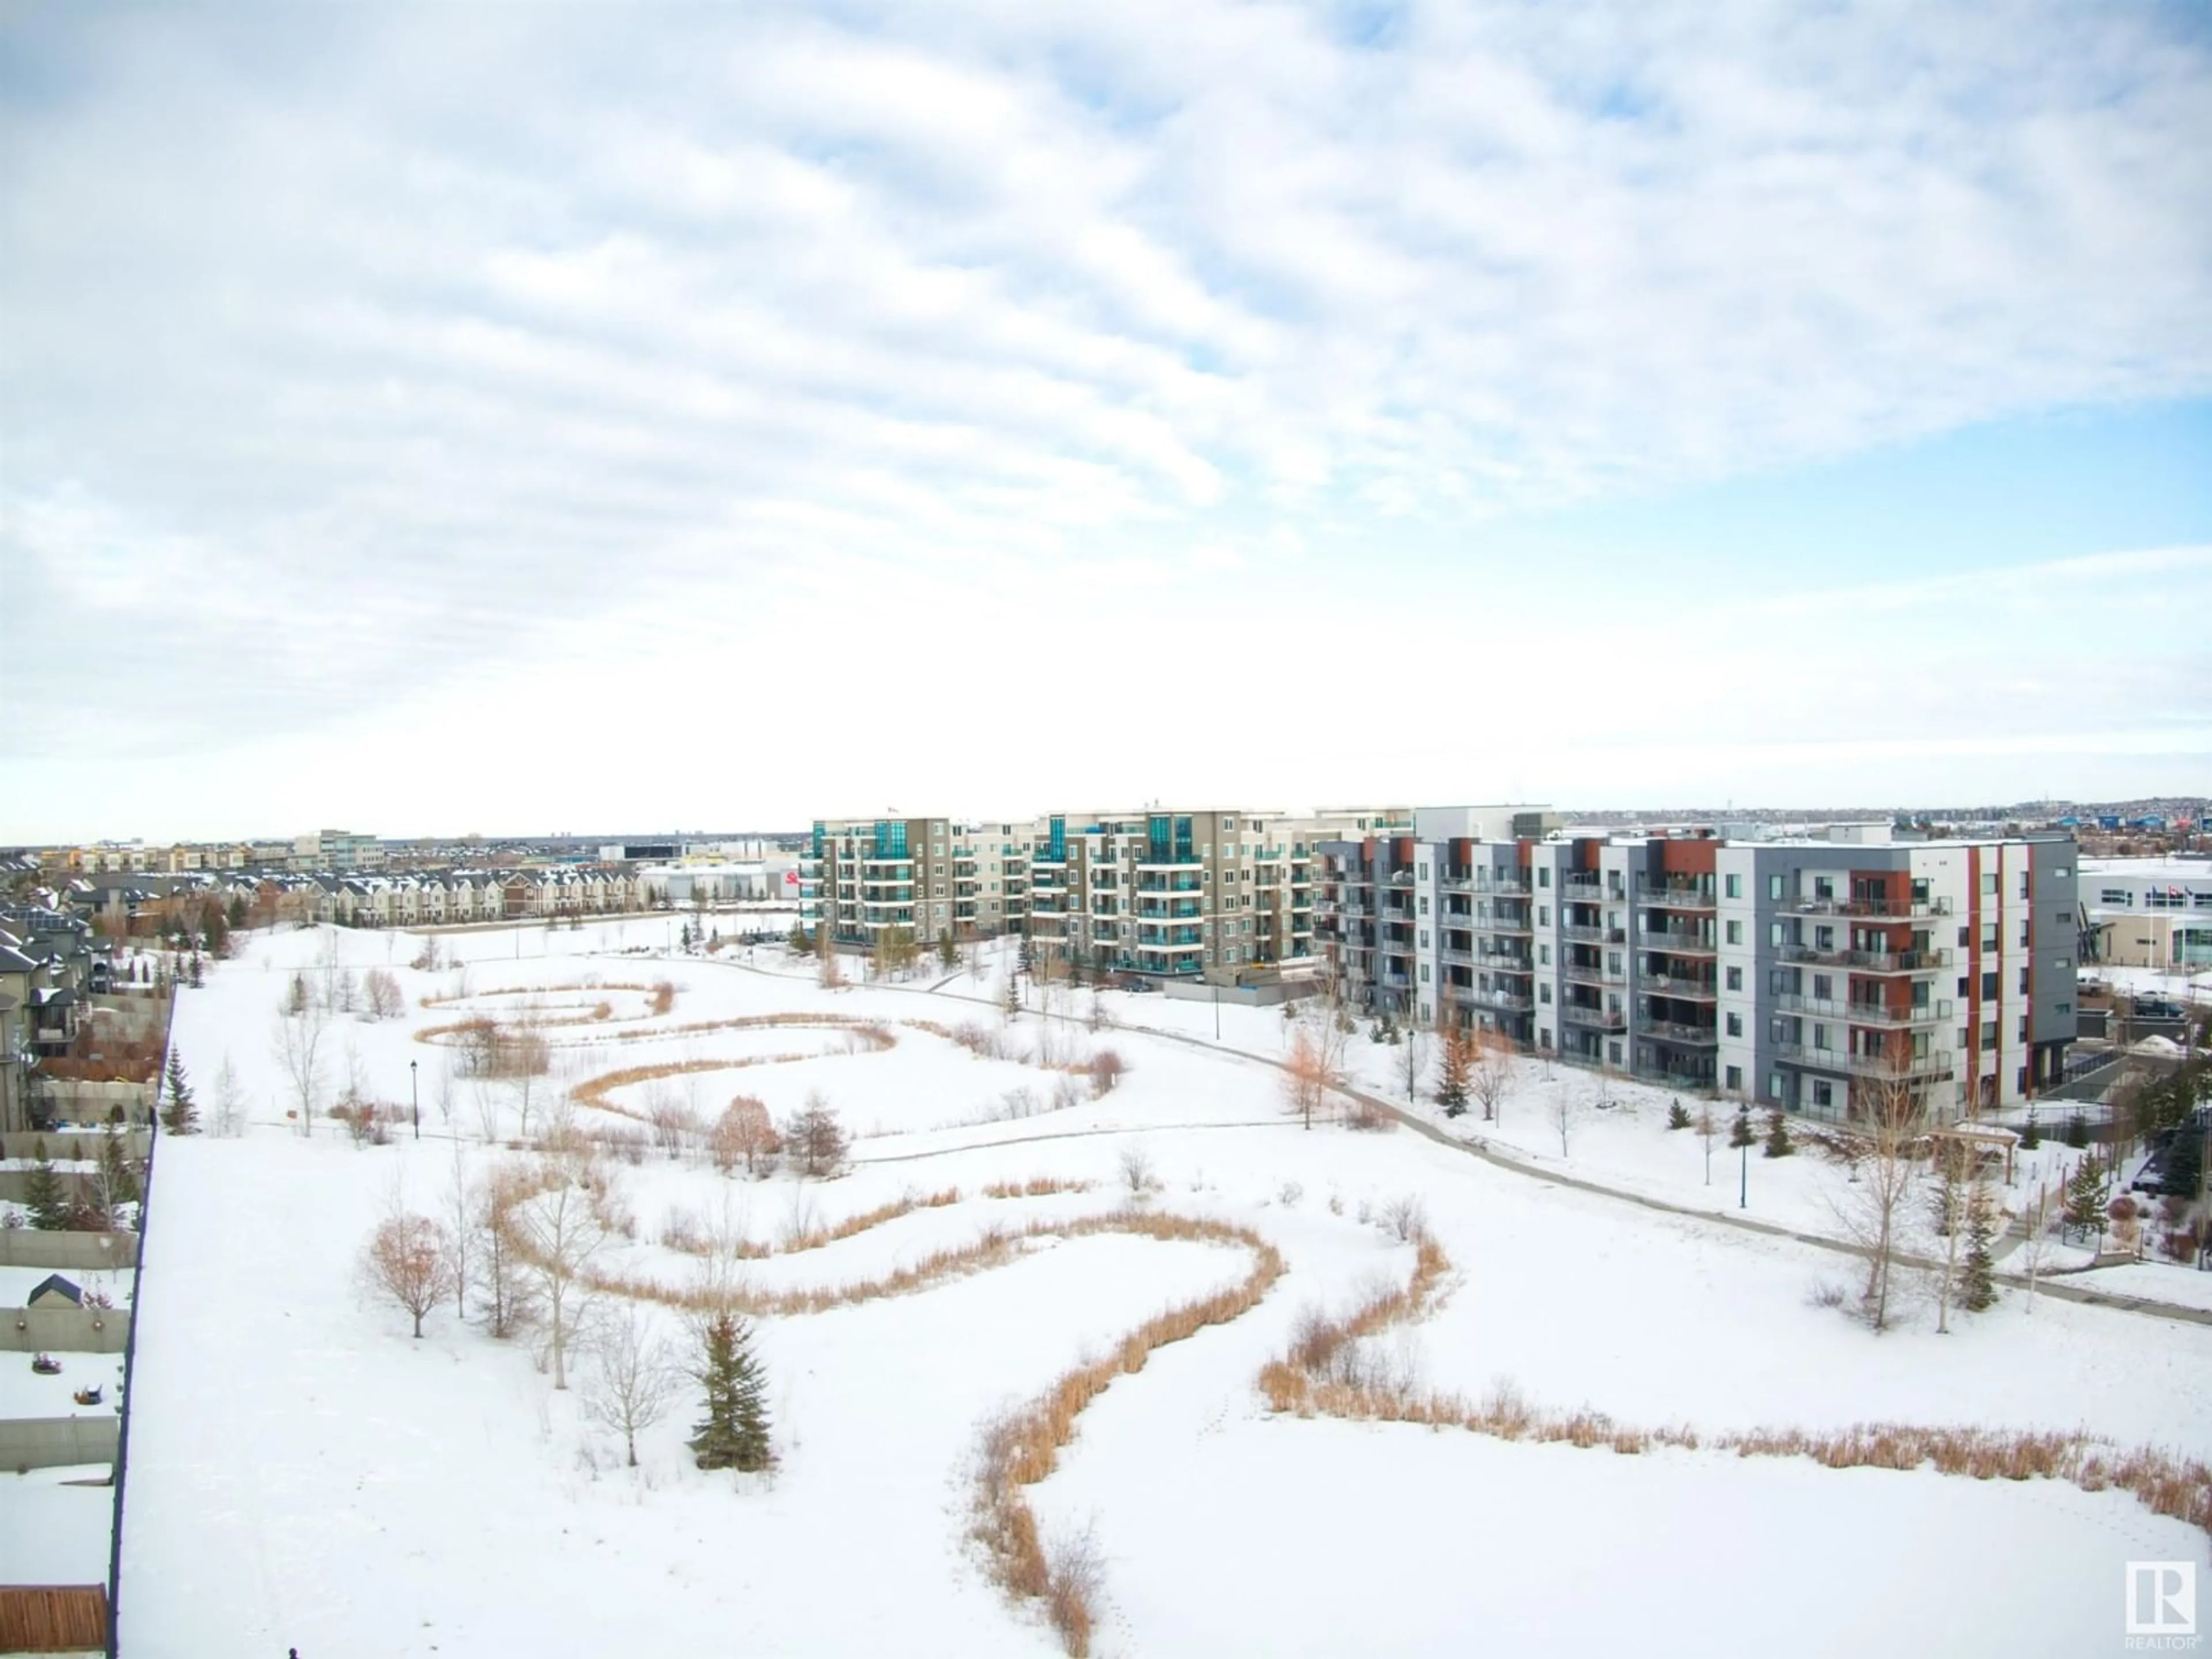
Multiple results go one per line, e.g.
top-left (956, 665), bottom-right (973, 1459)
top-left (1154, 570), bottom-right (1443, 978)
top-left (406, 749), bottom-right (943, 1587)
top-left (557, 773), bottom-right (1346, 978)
top-left (0, 1), bottom-right (2206, 835)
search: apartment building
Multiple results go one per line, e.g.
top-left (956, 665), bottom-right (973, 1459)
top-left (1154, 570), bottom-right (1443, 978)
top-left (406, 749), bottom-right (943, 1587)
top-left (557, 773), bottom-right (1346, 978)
top-left (804, 806), bottom-right (1410, 980)
top-left (1320, 810), bottom-right (2077, 1118)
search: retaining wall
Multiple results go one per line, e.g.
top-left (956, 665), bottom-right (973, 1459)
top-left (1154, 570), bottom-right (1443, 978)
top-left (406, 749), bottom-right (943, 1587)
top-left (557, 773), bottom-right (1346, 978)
top-left (1, 1307), bottom-right (128, 1354)
top-left (0, 1232), bottom-right (138, 1271)
top-left (0, 1415), bottom-right (119, 1472)
top-left (0, 1131), bottom-right (151, 1165)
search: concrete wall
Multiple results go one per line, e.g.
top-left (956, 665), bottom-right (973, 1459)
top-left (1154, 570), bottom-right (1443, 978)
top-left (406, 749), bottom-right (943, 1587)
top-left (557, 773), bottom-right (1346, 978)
top-left (0, 1414), bottom-right (119, 1471)
top-left (0, 1131), bottom-right (151, 1164)
top-left (32, 1080), bottom-right (158, 1124)
top-left (1, 1306), bottom-right (128, 1354)
top-left (0, 1230), bottom-right (138, 1271)
top-left (1155, 978), bottom-right (1309, 1009)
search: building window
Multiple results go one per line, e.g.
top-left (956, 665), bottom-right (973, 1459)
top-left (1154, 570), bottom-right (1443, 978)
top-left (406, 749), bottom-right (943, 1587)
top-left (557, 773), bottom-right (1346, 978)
top-left (1418, 862), bottom-right (1428, 880)
top-left (1538, 869), bottom-right (1551, 888)
top-left (1725, 920), bottom-right (1743, 945)
top-left (1768, 874), bottom-right (1785, 900)
top-left (1725, 1065), bottom-right (1743, 1093)
top-left (1813, 1080), bottom-right (1833, 1109)
top-left (1981, 971), bottom-right (1998, 998)
top-left (1980, 1021), bottom-right (1999, 1051)
top-left (1726, 966), bottom-right (1743, 990)
top-left (1539, 983), bottom-right (1552, 1003)
top-left (1725, 873), bottom-right (1742, 899)
top-left (2018, 967), bottom-right (2029, 993)
top-left (1726, 1012), bottom-right (1743, 1037)
top-left (1980, 872), bottom-right (1997, 896)
top-left (1419, 965), bottom-right (1430, 982)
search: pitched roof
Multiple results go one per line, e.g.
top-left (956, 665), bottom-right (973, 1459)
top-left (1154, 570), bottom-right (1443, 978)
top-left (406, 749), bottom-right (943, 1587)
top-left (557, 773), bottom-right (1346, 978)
top-left (27, 1272), bottom-right (83, 1306)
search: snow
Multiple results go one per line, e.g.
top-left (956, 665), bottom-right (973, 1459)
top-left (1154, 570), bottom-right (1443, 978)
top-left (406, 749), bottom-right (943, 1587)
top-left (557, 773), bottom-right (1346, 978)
top-left (0, 1468), bottom-right (115, 1584)
top-left (90, 922), bottom-right (2212, 1658)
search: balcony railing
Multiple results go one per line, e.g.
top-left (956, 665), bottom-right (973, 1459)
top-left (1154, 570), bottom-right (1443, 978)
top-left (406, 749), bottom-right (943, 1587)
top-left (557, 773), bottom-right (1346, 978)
top-left (1772, 1042), bottom-right (1955, 1080)
top-left (1639, 885), bottom-right (1717, 910)
top-left (1642, 1018), bottom-right (1719, 1047)
top-left (1563, 961), bottom-right (1626, 986)
top-left (1561, 925), bottom-right (1627, 945)
top-left (1643, 930), bottom-right (1717, 956)
top-left (1562, 1004), bottom-right (1627, 1032)
top-left (1783, 896), bottom-right (1953, 919)
top-left (1642, 973), bottom-right (1719, 1001)
top-left (1772, 995), bottom-right (1955, 1027)
top-left (1455, 988), bottom-right (1535, 1014)
top-left (1473, 914), bottom-right (1533, 935)
top-left (1779, 945), bottom-right (1953, 973)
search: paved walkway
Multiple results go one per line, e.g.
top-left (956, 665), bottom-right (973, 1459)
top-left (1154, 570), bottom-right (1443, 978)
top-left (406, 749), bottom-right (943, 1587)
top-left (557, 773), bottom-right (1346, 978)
top-left (706, 950), bottom-right (2212, 1328)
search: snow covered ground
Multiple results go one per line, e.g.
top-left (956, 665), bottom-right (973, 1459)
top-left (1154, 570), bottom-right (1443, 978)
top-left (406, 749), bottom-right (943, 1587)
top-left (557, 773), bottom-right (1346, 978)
top-left (97, 923), bottom-right (2212, 1657)
top-left (0, 1466), bottom-right (116, 1584)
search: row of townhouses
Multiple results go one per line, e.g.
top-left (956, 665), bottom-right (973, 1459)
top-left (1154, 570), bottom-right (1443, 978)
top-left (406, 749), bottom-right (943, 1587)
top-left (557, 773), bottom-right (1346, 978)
top-left (0, 907), bottom-right (113, 1134)
top-left (1320, 806), bottom-right (2078, 1117)
top-left (800, 807), bottom-right (1415, 979)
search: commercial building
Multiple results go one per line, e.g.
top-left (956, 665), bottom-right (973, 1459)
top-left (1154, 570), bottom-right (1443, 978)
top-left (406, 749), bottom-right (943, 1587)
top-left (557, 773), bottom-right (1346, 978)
top-left (2079, 857), bottom-right (2212, 970)
top-left (1320, 810), bottom-right (2078, 1118)
top-left (802, 806), bottom-right (1410, 980)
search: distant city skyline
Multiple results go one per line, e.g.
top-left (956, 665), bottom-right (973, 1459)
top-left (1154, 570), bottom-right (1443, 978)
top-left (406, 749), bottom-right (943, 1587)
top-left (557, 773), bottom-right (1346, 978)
top-left (2, 3), bottom-right (2207, 843)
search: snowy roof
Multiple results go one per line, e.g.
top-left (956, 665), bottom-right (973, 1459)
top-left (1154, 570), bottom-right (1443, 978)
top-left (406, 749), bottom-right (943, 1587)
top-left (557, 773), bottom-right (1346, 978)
top-left (26, 1273), bottom-right (82, 1307)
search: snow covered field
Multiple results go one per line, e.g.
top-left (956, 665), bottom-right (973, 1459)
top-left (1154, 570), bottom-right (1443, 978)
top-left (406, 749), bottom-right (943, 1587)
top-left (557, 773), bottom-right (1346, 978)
top-left (102, 923), bottom-right (2212, 1658)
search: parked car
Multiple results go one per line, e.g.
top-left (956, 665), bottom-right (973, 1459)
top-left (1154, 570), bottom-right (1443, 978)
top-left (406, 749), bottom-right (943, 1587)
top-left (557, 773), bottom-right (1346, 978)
top-left (1117, 974), bottom-right (1156, 993)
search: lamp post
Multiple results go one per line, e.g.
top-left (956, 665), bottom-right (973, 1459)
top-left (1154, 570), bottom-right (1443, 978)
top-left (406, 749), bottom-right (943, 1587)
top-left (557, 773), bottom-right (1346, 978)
top-left (1739, 1134), bottom-right (1748, 1210)
top-left (410, 1059), bottom-right (419, 1141)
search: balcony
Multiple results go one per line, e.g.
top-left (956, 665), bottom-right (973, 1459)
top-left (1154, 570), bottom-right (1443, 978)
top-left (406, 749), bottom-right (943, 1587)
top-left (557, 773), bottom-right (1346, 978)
top-left (1138, 876), bottom-right (1204, 894)
top-left (1473, 913), bottom-right (1533, 935)
top-left (1642, 973), bottom-right (1718, 1001)
top-left (1137, 900), bottom-right (1203, 920)
top-left (1772, 1043), bottom-right (1955, 1080)
top-left (1640, 885), bottom-right (1716, 911)
top-left (1642, 1018), bottom-right (1718, 1047)
top-left (1783, 895), bottom-right (1953, 919)
top-left (1771, 995), bottom-right (1955, 1028)
top-left (1563, 960), bottom-right (1625, 987)
top-left (1779, 945), bottom-right (1953, 973)
top-left (1642, 930), bottom-right (1716, 957)
top-left (1478, 953), bottom-right (1535, 974)
top-left (1456, 988), bottom-right (1535, 1016)
top-left (1561, 925), bottom-right (1626, 945)
top-left (861, 892), bottom-right (916, 908)
top-left (1562, 1004), bottom-right (1627, 1032)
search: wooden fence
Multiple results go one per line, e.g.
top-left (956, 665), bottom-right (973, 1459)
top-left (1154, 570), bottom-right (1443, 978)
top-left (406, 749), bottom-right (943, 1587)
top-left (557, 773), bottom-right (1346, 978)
top-left (0, 1585), bottom-right (107, 1651)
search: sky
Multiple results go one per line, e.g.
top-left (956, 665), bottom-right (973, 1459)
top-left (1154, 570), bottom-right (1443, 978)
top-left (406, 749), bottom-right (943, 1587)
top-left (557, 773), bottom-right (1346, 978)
top-left (1, 1), bottom-right (2207, 844)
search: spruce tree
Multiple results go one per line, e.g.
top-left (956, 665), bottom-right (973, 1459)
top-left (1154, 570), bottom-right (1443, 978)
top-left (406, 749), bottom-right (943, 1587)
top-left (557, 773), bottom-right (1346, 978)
top-left (1666, 1099), bottom-right (1692, 1131)
top-left (2063, 1111), bottom-right (2089, 1149)
top-left (1960, 1182), bottom-right (1998, 1312)
top-left (160, 1052), bottom-right (199, 1134)
top-left (689, 1309), bottom-right (774, 1473)
top-left (24, 1143), bottom-right (67, 1231)
top-left (100, 1131), bottom-right (141, 1210)
top-left (937, 929), bottom-right (959, 969)
top-left (1762, 1107), bottom-right (1794, 1158)
top-left (1729, 1105), bottom-right (1757, 1150)
top-left (2063, 1158), bottom-right (2107, 1233)
top-left (2020, 1112), bottom-right (2041, 1150)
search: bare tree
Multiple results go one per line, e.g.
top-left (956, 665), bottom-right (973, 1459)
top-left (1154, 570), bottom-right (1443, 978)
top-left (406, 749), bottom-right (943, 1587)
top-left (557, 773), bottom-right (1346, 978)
top-left (1929, 1132), bottom-right (1967, 1335)
top-left (583, 1301), bottom-right (680, 1467)
top-left (473, 1161), bottom-right (541, 1339)
top-left (1547, 1082), bottom-right (1581, 1157)
top-left (443, 1139), bottom-right (475, 1321)
top-left (361, 1211), bottom-right (456, 1338)
top-left (1118, 1142), bottom-right (1155, 1195)
top-left (1696, 1101), bottom-right (1720, 1185)
top-left (1831, 1067), bottom-right (1928, 1335)
top-left (502, 1162), bottom-right (613, 1388)
top-left (362, 968), bottom-right (404, 1021)
top-left (211, 1054), bottom-right (244, 1137)
top-left (1468, 1029), bottom-right (1512, 1124)
top-left (1282, 1005), bottom-right (1350, 1131)
top-left (270, 997), bottom-right (327, 1135)
top-left (710, 1095), bottom-right (781, 1177)
top-left (2014, 1180), bottom-right (2056, 1312)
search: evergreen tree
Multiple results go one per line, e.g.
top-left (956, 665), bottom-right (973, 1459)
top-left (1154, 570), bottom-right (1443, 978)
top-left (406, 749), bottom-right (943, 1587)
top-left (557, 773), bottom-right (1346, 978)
top-left (1762, 1107), bottom-right (1794, 1158)
top-left (2063, 1111), bottom-right (2089, 1149)
top-left (1435, 1029), bottom-right (1472, 1118)
top-left (1666, 1099), bottom-right (1692, 1131)
top-left (24, 1142), bottom-right (69, 1230)
top-left (937, 929), bottom-right (959, 969)
top-left (2020, 1112), bottom-right (2041, 1150)
top-left (2162, 1125), bottom-right (2204, 1201)
top-left (786, 922), bottom-right (809, 954)
top-left (2063, 1158), bottom-right (2107, 1232)
top-left (160, 1052), bottom-right (199, 1134)
top-left (688, 1309), bottom-right (774, 1473)
top-left (1960, 1182), bottom-right (1998, 1312)
top-left (1729, 1105), bottom-right (1757, 1150)
top-left (100, 1131), bottom-right (140, 1210)
top-left (1002, 971), bottom-right (1022, 1021)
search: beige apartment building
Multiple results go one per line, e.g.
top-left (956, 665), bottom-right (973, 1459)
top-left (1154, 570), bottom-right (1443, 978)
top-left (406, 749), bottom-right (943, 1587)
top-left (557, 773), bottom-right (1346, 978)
top-left (803, 805), bottom-right (1410, 981)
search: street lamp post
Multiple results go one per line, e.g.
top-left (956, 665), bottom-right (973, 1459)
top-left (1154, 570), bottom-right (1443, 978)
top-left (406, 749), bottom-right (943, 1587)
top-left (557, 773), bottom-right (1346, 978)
top-left (410, 1059), bottom-right (419, 1141)
top-left (1739, 1135), bottom-right (1748, 1210)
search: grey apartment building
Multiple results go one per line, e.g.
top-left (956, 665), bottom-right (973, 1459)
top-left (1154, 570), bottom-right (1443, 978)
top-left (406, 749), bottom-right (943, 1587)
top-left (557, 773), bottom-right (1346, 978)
top-left (1320, 808), bottom-right (2078, 1117)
